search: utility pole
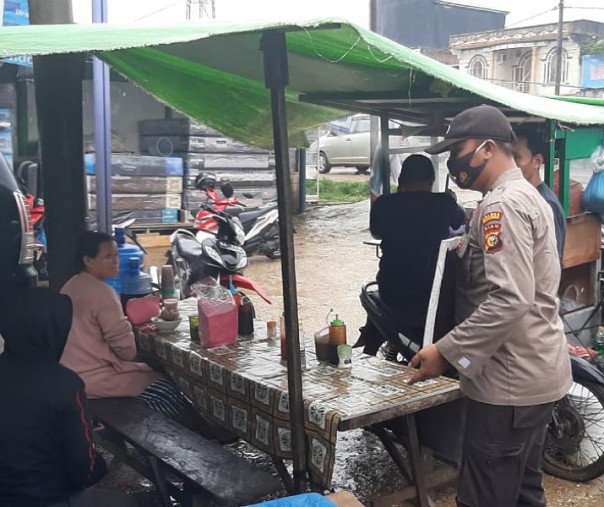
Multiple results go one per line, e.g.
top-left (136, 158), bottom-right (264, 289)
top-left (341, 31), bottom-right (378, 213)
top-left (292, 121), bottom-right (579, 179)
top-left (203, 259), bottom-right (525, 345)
top-left (555, 0), bottom-right (564, 95)
top-left (28, 0), bottom-right (86, 290)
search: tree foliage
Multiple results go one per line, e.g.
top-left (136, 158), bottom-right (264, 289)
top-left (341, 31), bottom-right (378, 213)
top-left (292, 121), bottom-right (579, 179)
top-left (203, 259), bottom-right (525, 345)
top-left (583, 40), bottom-right (604, 56)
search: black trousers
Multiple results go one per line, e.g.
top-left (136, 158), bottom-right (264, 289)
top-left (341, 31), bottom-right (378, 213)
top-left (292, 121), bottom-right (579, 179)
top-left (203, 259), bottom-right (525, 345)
top-left (457, 399), bottom-right (554, 507)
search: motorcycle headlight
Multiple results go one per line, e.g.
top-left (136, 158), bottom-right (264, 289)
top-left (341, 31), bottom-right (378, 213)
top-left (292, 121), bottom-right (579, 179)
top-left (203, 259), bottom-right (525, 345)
top-left (202, 242), bottom-right (224, 266)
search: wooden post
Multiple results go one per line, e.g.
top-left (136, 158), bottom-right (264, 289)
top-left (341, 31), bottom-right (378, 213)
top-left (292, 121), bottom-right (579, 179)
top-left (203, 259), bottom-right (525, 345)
top-left (28, 0), bottom-right (86, 290)
top-left (261, 30), bottom-right (307, 493)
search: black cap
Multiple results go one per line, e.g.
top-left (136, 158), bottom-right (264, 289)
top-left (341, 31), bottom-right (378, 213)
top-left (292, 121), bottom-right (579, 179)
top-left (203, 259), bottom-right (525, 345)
top-left (425, 105), bottom-right (516, 154)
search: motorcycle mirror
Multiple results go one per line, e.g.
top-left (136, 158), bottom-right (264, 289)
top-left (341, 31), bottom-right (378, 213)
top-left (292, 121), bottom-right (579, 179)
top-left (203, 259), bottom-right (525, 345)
top-left (221, 181), bottom-right (235, 198)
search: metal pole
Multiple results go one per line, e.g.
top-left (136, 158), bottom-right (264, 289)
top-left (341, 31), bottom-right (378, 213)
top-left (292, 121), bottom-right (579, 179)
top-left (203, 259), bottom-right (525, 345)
top-left (369, 0), bottom-right (379, 175)
top-left (29, 0), bottom-right (86, 290)
top-left (299, 148), bottom-right (306, 213)
top-left (261, 30), bottom-right (307, 493)
top-left (554, 0), bottom-right (564, 95)
top-left (93, 0), bottom-right (112, 233)
top-left (379, 114), bottom-right (390, 195)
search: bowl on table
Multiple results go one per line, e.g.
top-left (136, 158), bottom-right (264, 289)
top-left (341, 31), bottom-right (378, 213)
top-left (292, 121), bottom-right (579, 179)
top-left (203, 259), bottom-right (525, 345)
top-left (151, 317), bottom-right (182, 334)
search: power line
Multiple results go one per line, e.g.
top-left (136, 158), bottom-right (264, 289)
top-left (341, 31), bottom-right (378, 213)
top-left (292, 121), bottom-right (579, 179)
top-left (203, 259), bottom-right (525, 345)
top-left (506, 5), bottom-right (559, 28)
top-left (135, 0), bottom-right (186, 22)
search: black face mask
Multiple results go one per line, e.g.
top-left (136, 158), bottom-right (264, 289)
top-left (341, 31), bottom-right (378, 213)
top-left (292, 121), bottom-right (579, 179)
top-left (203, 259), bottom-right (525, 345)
top-left (447, 141), bottom-right (488, 189)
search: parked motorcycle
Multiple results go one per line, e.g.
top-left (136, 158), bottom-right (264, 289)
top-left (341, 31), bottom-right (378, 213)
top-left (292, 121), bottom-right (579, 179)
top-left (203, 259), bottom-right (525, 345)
top-left (193, 172), bottom-right (280, 259)
top-left (168, 204), bottom-right (271, 303)
top-left (357, 246), bottom-right (604, 482)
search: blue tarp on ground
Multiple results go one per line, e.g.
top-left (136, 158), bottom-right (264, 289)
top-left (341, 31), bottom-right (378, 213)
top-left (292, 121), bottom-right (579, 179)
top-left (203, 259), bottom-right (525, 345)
top-left (246, 493), bottom-right (336, 507)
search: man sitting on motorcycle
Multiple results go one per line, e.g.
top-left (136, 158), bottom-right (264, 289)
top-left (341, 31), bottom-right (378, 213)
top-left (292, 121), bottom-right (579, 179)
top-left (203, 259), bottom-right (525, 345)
top-left (361, 154), bottom-right (466, 354)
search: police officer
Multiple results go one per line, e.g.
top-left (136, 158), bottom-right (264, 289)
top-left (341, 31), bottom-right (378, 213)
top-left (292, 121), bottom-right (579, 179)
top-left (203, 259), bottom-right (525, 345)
top-left (409, 105), bottom-right (572, 507)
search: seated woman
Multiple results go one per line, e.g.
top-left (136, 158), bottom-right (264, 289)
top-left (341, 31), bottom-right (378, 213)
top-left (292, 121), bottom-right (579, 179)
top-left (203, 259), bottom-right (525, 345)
top-left (60, 231), bottom-right (220, 434)
top-left (0, 287), bottom-right (136, 507)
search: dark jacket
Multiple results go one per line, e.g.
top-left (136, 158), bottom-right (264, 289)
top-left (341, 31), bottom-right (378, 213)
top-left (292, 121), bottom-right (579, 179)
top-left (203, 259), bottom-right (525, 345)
top-left (370, 191), bottom-right (466, 328)
top-left (0, 288), bottom-right (105, 506)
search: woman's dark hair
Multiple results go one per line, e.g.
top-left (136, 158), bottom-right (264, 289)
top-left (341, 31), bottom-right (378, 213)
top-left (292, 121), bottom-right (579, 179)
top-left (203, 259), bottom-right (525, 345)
top-left (74, 231), bottom-right (115, 272)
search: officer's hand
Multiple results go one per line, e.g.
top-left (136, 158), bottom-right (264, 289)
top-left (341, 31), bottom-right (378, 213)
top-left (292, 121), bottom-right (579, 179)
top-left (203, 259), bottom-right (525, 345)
top-left (408, 344), bottom-right (449, 384)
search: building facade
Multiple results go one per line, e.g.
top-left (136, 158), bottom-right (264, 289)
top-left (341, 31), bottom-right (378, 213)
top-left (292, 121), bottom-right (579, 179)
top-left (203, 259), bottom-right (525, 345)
top-left (376, 0), bottom-right (505, 50)
top-left (450, 20), bottom-right (604, 97)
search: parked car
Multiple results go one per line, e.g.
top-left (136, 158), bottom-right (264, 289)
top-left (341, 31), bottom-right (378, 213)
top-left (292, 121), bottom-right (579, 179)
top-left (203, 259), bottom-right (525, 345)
top-left (307, 115), bottom-right (372, 174)
top-left (307, 114), bottom-right (434, 174)
top-left (0, 150), bottom-right (37, 290)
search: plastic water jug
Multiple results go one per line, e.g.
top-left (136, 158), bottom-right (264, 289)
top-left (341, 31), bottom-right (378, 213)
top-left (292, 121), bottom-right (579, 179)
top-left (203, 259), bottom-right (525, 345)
top-left (106, 228), bottom-right (146, 295)
top-left (121, 257), bottom-right (152, 298)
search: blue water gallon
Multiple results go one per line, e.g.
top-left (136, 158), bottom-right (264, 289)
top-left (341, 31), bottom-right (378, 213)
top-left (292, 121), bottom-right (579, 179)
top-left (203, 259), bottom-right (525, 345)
top-left (106, 228), bottom-right (147, 294)
top-left (121, 257), bottom-right (152, 297)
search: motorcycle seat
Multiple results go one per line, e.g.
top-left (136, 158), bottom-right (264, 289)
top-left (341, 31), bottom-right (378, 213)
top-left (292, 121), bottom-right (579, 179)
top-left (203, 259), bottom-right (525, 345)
top-left (238, 203), bottom-right (277, 225)
top-left (175, 234), bottom-right (202, 261)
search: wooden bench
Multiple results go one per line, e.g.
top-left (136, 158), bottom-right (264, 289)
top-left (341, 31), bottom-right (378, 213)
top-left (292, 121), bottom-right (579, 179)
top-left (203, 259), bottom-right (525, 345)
top-left (89, 398), bottom-right (283, 507)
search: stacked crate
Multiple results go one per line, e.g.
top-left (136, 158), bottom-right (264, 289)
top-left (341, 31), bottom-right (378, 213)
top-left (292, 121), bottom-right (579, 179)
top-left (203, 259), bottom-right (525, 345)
top-left (84, 154), bottom-right (184, 225)
top-left (138, 118), bottom-right (275, 214)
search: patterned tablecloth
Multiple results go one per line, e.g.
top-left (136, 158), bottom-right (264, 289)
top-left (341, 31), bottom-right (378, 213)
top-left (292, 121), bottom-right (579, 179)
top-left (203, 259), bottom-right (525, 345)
top-left (136, 298), bottom-right (460, 488)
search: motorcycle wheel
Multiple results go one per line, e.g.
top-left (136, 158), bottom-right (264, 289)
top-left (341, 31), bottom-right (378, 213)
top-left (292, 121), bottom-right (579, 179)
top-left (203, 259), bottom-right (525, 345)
top-left (543, 378), bottom-right (604, 482)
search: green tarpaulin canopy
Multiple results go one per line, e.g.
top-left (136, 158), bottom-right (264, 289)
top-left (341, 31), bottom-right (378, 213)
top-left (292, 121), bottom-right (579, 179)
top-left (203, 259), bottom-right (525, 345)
top-left (2, 17), bottom-right (604, 148)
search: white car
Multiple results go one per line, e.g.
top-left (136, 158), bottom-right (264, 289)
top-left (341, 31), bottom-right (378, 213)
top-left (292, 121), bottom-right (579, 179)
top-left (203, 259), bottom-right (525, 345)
top-left (307, 115), bottom-right (433, 175)
top-left (307, 115), bottom-right (372, 174)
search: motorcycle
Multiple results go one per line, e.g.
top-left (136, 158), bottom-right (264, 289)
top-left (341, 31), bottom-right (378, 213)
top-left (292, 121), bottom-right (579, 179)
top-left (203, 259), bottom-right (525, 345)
top-left (168, 204), bottom-right (271, 303)
top-left (15, 161), bottom-right (48, 280)
top-left (193, 172), bottom-right (281, 259)
top-left (357, 243), bottom-right (604, 482)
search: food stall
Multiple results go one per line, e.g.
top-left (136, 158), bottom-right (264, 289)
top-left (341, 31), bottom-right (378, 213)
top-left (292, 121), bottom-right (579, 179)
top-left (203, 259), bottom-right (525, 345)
top-left (4, 17), bottom-right (604, 503)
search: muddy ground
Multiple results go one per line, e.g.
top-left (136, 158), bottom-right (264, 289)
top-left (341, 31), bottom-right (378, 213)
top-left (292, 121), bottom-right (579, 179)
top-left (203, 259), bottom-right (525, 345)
top-left (131, 167), bottom-right (604, 505)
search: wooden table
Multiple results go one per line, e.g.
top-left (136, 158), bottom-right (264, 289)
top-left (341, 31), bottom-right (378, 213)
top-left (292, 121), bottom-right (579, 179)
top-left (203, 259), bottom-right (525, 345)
top-left (136, 299), bottom-right (460, 506)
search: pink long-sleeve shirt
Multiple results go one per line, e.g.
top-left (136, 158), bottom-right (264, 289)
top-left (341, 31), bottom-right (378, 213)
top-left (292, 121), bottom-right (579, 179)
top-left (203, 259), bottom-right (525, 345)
top-left (60, 272), bottom-right (159, 398)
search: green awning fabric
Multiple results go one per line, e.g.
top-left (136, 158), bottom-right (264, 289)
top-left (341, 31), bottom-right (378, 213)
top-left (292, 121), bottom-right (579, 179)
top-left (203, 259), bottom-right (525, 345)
top-left (2, 18), bottom-right (604, 147)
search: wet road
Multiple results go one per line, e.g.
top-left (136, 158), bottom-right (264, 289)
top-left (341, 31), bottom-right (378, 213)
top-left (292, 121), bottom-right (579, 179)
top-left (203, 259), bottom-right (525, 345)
top-left (244, 199), bottom-right (377, 341)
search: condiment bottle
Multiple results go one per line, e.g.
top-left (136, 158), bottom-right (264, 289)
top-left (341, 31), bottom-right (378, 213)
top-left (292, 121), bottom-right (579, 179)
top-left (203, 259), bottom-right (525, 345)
top-left (238, 296), bottom-right (254, 336)
top-left (267, 320), bottom-right (277, 340)
top-left (329, 314), bottom-right (347, 346)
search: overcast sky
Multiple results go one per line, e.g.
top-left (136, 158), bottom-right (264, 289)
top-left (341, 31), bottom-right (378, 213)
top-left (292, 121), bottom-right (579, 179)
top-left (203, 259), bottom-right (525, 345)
top-left (72, 0), bottom-right (604, 29)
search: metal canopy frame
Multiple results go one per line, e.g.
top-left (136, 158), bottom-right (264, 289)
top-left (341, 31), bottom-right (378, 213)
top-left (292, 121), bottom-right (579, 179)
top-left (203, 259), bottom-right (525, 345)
top-left (300, 93), bottom-right (550, 134)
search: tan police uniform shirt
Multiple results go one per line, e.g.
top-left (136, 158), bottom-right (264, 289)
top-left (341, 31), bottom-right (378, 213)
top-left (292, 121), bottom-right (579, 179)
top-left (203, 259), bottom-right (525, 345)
top-left (436, 168), bottom-right (572, 406)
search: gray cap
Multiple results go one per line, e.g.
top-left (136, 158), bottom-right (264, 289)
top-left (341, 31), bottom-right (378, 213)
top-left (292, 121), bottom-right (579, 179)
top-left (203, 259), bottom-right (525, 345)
top-left (425, 104), bottom-right (516, 154)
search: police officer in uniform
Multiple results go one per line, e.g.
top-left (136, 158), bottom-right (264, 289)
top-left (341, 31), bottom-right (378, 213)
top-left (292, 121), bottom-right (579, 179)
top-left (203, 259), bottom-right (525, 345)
top-left (409, 105), bottom-right (572, 507)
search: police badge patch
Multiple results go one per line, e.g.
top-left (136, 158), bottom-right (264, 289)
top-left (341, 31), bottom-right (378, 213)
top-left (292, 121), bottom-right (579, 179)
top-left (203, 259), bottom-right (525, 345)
top-left (484, 231), bottom-right (503, 253)
top-left (482, 211), bottom-right (503, 254)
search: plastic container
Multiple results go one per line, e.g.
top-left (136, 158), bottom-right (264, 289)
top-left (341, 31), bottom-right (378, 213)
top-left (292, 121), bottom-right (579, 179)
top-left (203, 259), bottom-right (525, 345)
top-left (314, 327), bottom-right (330, 362)
top-left (106, 228), bottom-right (146, 294)
top-left (329, 315), bottom-right (347, 346)
top-left (121, 257), bottom-right (152, 296)
top-left (280, 316), bottom-right (306, 362)
top-left (197, 283), bottom-right (238, 348)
